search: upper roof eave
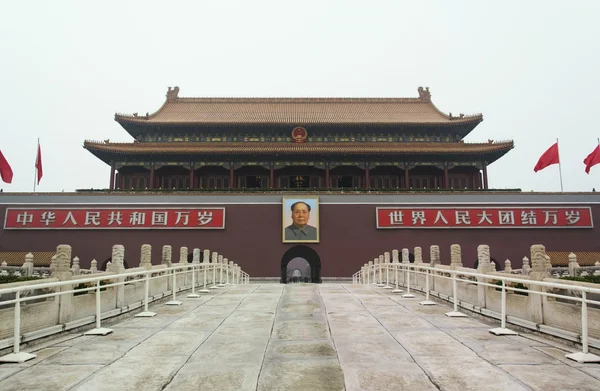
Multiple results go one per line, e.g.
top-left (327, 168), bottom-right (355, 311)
top-left (113, 86), bottom-right (484, 129)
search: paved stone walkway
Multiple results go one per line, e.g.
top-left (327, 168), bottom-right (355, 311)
top-left (1, 284), bottom-right (600, 390)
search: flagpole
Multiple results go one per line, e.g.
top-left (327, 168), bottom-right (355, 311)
top-left (33, 138), bottom-right (39, 192)
top-left (557, 138), bottom-right (564, 192)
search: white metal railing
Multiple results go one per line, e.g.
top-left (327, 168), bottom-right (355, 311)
top-left (0, 262), bottom-right (249, 363)
top-left (353, 262), bottom-right (600, 364)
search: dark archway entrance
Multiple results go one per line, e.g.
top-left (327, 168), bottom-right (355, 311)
top-left (280, 245), bottom-right (321, 283)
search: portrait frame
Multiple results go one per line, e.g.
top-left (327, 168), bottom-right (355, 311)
top-left (282, 196), bottom-right (320, 243)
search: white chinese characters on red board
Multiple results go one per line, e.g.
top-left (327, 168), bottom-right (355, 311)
top-left (4, 208), bottom-right (226, 229)
top-left (376, 207), bottom-right (593, 228)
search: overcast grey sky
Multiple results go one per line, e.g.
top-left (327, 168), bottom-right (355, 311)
top-left (1, 0), bottom-right (599, 192)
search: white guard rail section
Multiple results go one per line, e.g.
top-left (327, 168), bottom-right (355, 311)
top-left (0, 262), bottom-right (250, 364)
top-left (353, 262), bottom-right (600, 364)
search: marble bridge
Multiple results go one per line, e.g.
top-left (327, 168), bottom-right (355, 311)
top-left (1, 283), bottom-right (599, 391)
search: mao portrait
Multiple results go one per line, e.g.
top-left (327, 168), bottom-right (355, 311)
top-left (282, 197), bottom-right (320, 243)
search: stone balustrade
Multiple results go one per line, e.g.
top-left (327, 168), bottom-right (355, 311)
top-left (355, 243), bottom-right (600, 348)
top-left (0, 243), bottom-right (250, 351)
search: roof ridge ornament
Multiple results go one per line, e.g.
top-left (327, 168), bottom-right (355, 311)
top-left (417, 86), bottom-right (431, 102)
top-left (166, 86), bottom-right (180, 102)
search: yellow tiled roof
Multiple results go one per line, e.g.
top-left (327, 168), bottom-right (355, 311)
top-left (547, 252), bottom-right (600, 267)
top-left (0, 252), bottom-right (55, 267)
top-left (114, 87), bottom-right (483, 126)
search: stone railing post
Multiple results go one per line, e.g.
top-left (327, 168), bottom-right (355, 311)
top-left (450, 244), bottom-right (462, 268)
top-left (211, 252), bottom-right (218, 288)
top-left (522, 256), bottom-right (531, 275)
top-left (162, 245), bottom-right (173, 290)
top-left (140, 244), bottom-right (152, 269)
top-left (504, 259), bottom-right (512, 273)
top-left (90, 259), bottom-right (98, 273)
top-left (23, 252), bottom-right (34, 277)
top-left (218, 254), bottom-right (225, 286)
top-left (192, 248), bottom-right (201, 264)
top-left (72, 256), bottom-right (81, 276)
top-left (180, 247), bottom-right (188, 264)
top-left (527, 244), bottom-right (550, 324)
top-left (110, 244), bottom-right (126, 308)
top-left (429, 245), bottom-right (440, 291)
top-left (414, 247), bottom-right (422, 264)
top-left (568, 252), bottom-right (580, 277)
top-left (162, 245), bottom-right (172, 267)
top-left (55, 244), bottom-right (74, 324)
top-left (401, 248), bottom-right (409, 264)
top-left (391, 250), bottom-right (399, 283)
top-left (50, 254), bottom-right (57, 275)
top-left (430, 245), bottom-right (440, 266)
top-left (476, 244), bottom-right (491, 308)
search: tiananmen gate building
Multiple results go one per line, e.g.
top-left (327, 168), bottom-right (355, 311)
top-left (1, 87), bottom-right (598, 281)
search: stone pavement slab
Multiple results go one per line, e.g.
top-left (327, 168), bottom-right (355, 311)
top-left (1, 283), bottom-right (599, 390)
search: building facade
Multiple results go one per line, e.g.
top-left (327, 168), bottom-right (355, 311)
top-left (83, 87), bottom-right (513, 192)
top-left (4, 87), bottom-right (596, 283)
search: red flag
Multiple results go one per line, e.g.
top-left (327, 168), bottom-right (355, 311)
top-left (0, 150), bottom-right (13, 184)
top-left (534, 142), bottom-right (560, 172)
top-left (35, 141), bottom-right (43, 184)
top-left (584, 145), bottom-right (600, 174)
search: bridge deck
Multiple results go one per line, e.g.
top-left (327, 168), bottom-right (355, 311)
top-left (1, 284), bottom-right (599, 390)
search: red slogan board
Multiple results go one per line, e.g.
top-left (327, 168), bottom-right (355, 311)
top-left (4, 208), bottom-right (226, 230)
top-left (376, 207), bottom-right (593, 229)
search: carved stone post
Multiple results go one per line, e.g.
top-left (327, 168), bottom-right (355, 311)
top-left (528, 244), bottom-right (549, 323)
top-left (373, 258), bottom-right (379, 284)
top-left (504, 259), bottom-right (512, 273)
top-left (50, 254), bottom-right (57, 275)
top-left (23, 252), bottom-right (34, 277)
top-left (450, 244), bottom-right (462, 268)
top-left (110, 244), bottom-right (126, 307)
top-left (202, 249), bottom-right (210, 287)
top-left (218, 254), bottom-right (225, 286)
top-left (193, 248), bottom-right (201, 264)
top-left (414, 247), bottom-right (423, 264)
top-left (401, 248), bottom-right (409, 264)
top-left (180, 247), bottom-right (188, 264)
top-left (72, 256), bottom-right (81, 276)
top-left (211, 252), bottom-right (218, 287)
top-left (55, 245), bottom-right (74, 324)
top-left (476, 244), bottom-right (491, 308)
top-left (391, 250), bottom-right (399, 283)
top-left (430, 245), bottom-right (440, 266)
top-left (568, 253), bottom-right (580, 277)
top-left (140, 244), bottom-right (152, 269)
top-left (90, 259), bottom-right (98, 273)
top-left (522, 257), bottom-right (531, 275)
top-left (162, 245), bottom-right (172, 267)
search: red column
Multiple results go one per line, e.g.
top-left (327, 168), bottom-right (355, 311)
top-left (109, 164), bottom-right (115, 189)
top-left (270, 165), bottom-right (275, 188)
top-left (325, 165), bottom-right (330, 188)
top-left (404, 164), bottom-right (409, 189)
top-left (444, 163), bottom-right (449, 189)
top-left (482, 163), bottom-right (489, 189)
top-left (365, 164), bottom-right (370, 189)
top-left (229, 165), bottom-right (235, 189)
top-left (189, 163), bottom-right (194, 189)
top-left (149, 164), bottom-right (155, 189)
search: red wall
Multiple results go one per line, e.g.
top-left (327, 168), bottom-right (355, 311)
top-left (1, 202), bottom-right (600, 277)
